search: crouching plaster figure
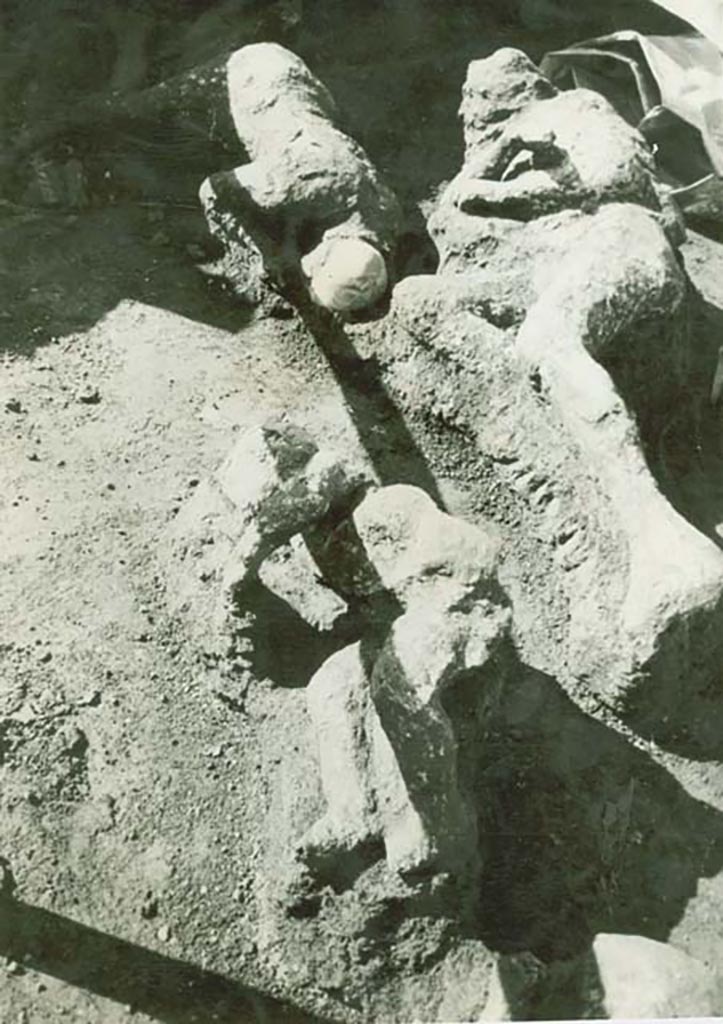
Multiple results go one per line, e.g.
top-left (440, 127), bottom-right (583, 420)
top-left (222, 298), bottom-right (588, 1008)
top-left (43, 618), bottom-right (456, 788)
top-left (172, 420), bottom-right (511, 894)
top-left (297, 482), bottom-right (509, 888)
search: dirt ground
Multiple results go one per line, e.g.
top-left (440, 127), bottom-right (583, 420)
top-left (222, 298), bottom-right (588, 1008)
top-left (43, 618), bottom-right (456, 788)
top-left (3, 2), bottom-right (723, 1022)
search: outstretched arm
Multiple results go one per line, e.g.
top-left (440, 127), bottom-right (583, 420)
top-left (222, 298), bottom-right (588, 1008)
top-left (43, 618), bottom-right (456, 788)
top-left (8, 53), bottom-right (233, 175)
top-left (453, 131), bottom-right (580, 220)
top-left (199, 162), bottom-right (299, 284)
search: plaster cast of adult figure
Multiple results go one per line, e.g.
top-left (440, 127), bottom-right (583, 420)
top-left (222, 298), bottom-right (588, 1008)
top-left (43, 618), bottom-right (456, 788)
top-left (294, 484), bottom-right (510, 886)
top-left (394, 48), bottom-right (723, 722)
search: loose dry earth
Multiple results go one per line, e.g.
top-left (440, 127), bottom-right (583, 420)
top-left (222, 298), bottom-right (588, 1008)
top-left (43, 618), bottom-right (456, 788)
top-left (3, 3), bottom-right (723, 1023)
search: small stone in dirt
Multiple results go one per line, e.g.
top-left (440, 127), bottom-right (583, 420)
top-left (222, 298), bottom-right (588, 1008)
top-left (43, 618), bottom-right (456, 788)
top-left (56, 460), bottom-right (66, 468)
top-left (0, 859), bottom-right (16, 898)
top-left (77, 386), bottom-right (101, 405)
top-left (27, 453), bottom-right (40, 462)
top-left (5, 960), bottom-right (24, 977)
top-left (157, 923), bottom-right (171, 942)
top-left (5, 399), bottom-right (23, 414)
top-left (141, 894), bottom-right (159, 920)
top-left (38, 651), bottom-right (52, 663)
top-left (77, 691), bottom-right (101, 707)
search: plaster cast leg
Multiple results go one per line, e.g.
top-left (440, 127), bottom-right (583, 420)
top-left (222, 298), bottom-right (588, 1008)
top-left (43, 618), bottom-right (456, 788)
top-left (198, 166), bottom-right (293, 304)
top-left (296, 643), bottom-right (380, 867)
top-left (516, 204), bottom-right (723, 706)
top-left (370, 603), bottom-right (508, 877)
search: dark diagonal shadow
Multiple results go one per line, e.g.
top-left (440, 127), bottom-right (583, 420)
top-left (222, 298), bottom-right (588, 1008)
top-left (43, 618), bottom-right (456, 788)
top-left (646, 294), bottom-right (723, 552)
top-left (234, 578), bottom-right (364, 690)
top-left (0, 895), bottom-right (329, 1024)
top-left (296, 299), bottom-right (447, 510)
top-left (452, 663), bottom-right (723, 961)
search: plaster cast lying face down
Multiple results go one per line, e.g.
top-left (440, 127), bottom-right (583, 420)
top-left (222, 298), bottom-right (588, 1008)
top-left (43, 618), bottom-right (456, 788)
top-left (198, 43), bottom-right (401, 313)
top-left (392, 48), bottom-right (723, 738)
top-left (6, 41), bottom-right (401, 315)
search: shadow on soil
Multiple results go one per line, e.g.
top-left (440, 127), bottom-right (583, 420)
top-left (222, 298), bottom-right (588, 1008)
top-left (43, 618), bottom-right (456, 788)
top-left (648, 294), bottom-right (723, 552)
top-left (236, 578), bottom-right (364, 690)
top-left (0, 198), bottom-right (254, 357)
top-left (445, 654), bottom-right (723, 961)
top-left (0, 893), bottom-right (327, 1024)
top-left (298, 301), bottom-right (448, 508)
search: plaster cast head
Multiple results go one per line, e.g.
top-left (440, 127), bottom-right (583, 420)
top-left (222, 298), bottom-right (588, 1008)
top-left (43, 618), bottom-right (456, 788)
top-left (455, 48), bottom-right (661, 222)
top-left (461, 47), bottom-right (556, 157)
top-left (301, 236), bottom-right (388, 314)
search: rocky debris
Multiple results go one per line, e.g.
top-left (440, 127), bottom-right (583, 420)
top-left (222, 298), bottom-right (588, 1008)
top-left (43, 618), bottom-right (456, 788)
top-left (374, 48), bottom-right (723, 745)
top-left (76, 385), bottom-right (101, 406)
top-left (140, 892), bottom-right (159, 920)
top-left (481, 933), bottom-right (723, 1019)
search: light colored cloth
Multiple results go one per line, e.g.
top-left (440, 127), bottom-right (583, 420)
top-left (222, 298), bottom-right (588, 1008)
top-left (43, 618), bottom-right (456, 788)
top-left (648, 0), bottom-right (723, 51)
top-left (642, 31), bottom-right (723, 172)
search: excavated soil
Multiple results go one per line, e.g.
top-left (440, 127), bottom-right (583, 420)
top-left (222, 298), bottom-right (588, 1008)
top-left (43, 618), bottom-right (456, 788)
top-left (3, 2), bottom-right (723, 1022)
